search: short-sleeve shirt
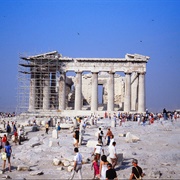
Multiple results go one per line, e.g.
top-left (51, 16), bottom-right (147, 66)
top-left (132, 166), bottom-right (143, 179)
top-left (106, 168), bottom-right (117, 179)
top-left (95, 144), bottom-right (103, 154)
top-left (109, 145), bottom-right (116, 158)
top-left (74, 152), bottom-right (82, 165)
top-left (5, 145), bottom-right (11, 157)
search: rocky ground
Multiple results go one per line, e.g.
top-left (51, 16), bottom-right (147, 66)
top-left (0, 117), bottom-right (180, 179)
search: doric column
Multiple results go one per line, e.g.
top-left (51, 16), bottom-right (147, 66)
top-left (124, 73), bottom-right (131, 112)
top-left (75, 71), bottom-right (82, 110)
top-left (138, 72), bottom-right (145, 112)
top-left (107, 72), bottom-right (114, 111)
top-left (91, 72), bottom-right (98, 111)
top-left (43, 74), bottom-right (50, 110)
top-left (29, 73), bottom-right (36, 111)
top-left (50, 72), bottom-right (56, 109)
top-left (59, 72), bottom-right (66, 110)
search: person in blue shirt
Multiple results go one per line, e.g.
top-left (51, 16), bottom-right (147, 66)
top-left (3, 141), bottom-right (12, 172)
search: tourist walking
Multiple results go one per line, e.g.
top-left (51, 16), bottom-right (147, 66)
top-left (106, 163), bottom-right (118, 180)
top-left (98, 128), bottom-right (104, 143)
top-left (69, 147), bottom-right (83, 179)
top-left (45, 122), bottom-right (49, 134)
top-left (3, 141), bottom-right (12, 172)
top-left (93, 140), bottom-right (104, 160)
top-left (91, 155), bottom-right (100, 179)
top-left (73, 127), bottom-right (80, 147)
top-left (129, 159), bottom-right (144, 180)
top-left (105, 128), bottom-right (113, 146)
top-left (6, 122), bottom-right (11, 134)
top-left (99, 155), bottom-right (109, 179)
top-left (18, 128), bottom-right (23, 145)
top-left (14, 130), bottom-right (18, 145)
top-left (2, 134), bottom-right (7, 148)
top-left (57, 122), bottom-right (61, 132)
top-left (109, 141), bottom-right (118, 169)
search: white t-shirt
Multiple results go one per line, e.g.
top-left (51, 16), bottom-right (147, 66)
top-left (95, 144), bottom-right (103, 154)
top-left (109, 138), bottom-right (115, 147)
top-left (109, 145), bottom-right (116, 158)
top-left (74, 152), bottom-right (82, 165)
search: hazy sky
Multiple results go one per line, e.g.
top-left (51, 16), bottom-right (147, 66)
top-left (0, 0), bottom-right (179, 113)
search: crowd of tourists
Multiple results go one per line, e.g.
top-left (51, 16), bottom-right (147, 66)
top-left (0, 112), bottom-right (16, 118)
top-left (69, 119), bottom-right (145, 180)
top-left (0, 108), bottom-right (179, 179)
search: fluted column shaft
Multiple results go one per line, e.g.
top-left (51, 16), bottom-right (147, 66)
top-left (75, 71), bottom-right (82, 110)
top-left (124, 73), bottom-right (131, 112)
top-left (43, 74), bottom-right (50, 110)
top-left (138, 73), bottom-right (145, 112)
top-left (107, 72), bottom-right (114, 111)
top-left (59, 72), bottom-right (66, 110)
top-left (91, 72), bottom-right (98, 111)
top-left (29, 74), bottom-right (36, 111)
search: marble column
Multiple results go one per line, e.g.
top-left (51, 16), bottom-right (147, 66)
top-left (138, 72), bottom-right (145, 112)
top-left (75, 71), bottom-right (82, 110)
top-left (43, 74), bottom-right (50, 110)
top-left (91, 72), bottom-right (98, 111)
top-left (51, 72), bottom-right (56, 109)
top-left (107, 72), bottom-right (114, 111)
top-left (29, 74), bottom-right (36, 111)
top-left (124, 73), bottom-right (131, 112)
top-left (59, 72), bottom-right (66, 110)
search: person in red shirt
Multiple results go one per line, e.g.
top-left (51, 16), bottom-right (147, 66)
top-left (2, 134), bottom-right (7, 148)
top-left (14, 131), bottom-right (18, 145)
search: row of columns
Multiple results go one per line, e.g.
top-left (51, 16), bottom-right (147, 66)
top-left (29, 71), bottom-right (145, 112)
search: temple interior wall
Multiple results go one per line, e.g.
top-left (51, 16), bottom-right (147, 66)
top-left (65, 72), bottom-right (138, 111)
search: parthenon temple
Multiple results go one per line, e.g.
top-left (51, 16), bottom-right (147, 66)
top-left (17, 51), bottom-right (150, 116)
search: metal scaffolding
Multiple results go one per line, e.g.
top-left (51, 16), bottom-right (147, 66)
top-left (16, 51), bottom-right (62, 114)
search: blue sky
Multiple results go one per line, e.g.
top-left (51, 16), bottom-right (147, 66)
top-left (0, 0), bottom-right (179, 113)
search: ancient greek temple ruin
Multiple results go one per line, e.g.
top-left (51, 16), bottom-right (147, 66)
top-left (17, 51), bottom-right (150, 116)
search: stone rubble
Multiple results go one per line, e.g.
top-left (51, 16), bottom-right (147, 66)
top-left (0, 116), bottom-right (179, 179)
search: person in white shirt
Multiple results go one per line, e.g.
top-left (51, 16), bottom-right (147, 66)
top-left (69, 147), bottom-right (83, 179)
top-left (109, 141), bottom-right (118, 169)
top-left (109, 134), bottom-right (115, 147)
top-left (93, 140), bottom-right (104, 160)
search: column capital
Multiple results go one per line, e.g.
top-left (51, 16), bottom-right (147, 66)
top-left (91, 71), bottom-right (99, 74)
top-left (108, 71), bottom-right (115, 74)
top-left (75, 70), bottom-right (83, 74)
top-left (138, 72), bottom-right (146, 75)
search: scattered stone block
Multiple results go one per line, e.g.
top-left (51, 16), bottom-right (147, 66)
top-left (53, 158), bottom-right (61, 166)
top-left (63, 160), bottom-right (70, 167)
top-left (52, 129), bottom-right (58, 139)
top-left (17, 165), bottom-right (30, 171)
top-left (60, 124), bottom-right (74, 129)
top-left (111, 120), bottom-right (116, 127)
top-left (67, 166), bottom-right (73, 172)
top-left (57, 166), bottom-right (64, 171)
top-left (49, 140), bottom-right (59, 147)
top-left (125, 132), bottom-right (140, 143)
top-left (29, 170), bottom-right (44, 176)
